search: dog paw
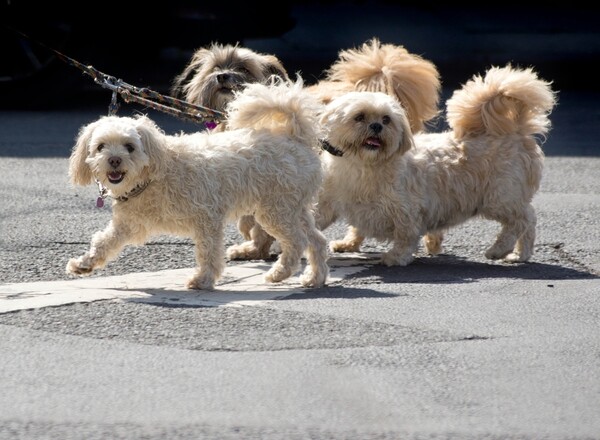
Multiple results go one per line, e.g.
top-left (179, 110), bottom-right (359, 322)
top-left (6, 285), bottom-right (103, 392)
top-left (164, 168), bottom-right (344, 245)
top-left (299, 268), bottom-right (327, 288)
top-left (503, 252), bottom-right (529, 263)
top-left (65, 256), bottom-right (95, 276)
top-left (381, 251), bottom-right (413, 267)
top-left (186, 274), bottom-right (215, 290)
top-left (265, 264), bottom-right (292, 283)
top-left (329, 240), bottom-right (361, 253)
top-left (227, 242), bottom-right (272, 261)
top-left (485, 247), bottom-right (511, 260)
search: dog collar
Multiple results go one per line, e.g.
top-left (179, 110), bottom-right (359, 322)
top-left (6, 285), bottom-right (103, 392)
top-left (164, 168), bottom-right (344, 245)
top-left (95, 179), bottom-right (152, 206)
top-left (116, 180), bottom-right (152, 202)
top-left (205, 120), bottom-right (218, 130)
top-left (320, 139), bottom-right (344, 157)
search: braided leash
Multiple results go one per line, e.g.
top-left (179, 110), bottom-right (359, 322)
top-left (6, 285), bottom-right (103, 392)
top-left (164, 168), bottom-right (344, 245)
top-left (10, 28), bottom-right (226, 125)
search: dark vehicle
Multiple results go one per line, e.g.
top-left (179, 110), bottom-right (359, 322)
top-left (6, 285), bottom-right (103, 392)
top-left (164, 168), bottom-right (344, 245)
top-left (0, 1), bottom-right (295, 108)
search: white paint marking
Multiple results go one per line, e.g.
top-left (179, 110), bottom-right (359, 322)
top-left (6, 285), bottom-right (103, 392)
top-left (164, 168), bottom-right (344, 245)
top-left (0, 254), bottom-right (378, 313)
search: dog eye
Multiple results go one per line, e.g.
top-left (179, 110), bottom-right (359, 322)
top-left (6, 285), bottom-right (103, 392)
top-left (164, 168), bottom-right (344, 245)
top-left (382, 115), bottom-right (391, 125)
top-left (125, 143), bottom-right (135, 153)
top-left (354, 113), bottom-right (365, 122)
top-left (97, 144), bottom-right (104, 152)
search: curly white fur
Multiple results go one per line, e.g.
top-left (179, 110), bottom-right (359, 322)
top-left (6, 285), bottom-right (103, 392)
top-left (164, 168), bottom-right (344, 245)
top-left (316, 65), bottom-right (557, 265)
top-left (66, 78), bottom-right (329, 290)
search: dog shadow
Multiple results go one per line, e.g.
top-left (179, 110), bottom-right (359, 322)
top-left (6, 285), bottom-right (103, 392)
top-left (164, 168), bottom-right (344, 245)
top-left (119, 251), bottom-right (596, 308)
top-left (333, 251), bottom-right (597, 283)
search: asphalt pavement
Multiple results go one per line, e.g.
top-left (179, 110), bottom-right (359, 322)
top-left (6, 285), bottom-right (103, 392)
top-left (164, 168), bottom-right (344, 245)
top-left (1, 3), bottom-right (600, 439)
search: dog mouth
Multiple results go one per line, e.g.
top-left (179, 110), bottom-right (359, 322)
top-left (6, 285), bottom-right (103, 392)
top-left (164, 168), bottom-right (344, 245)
top-left (363, 137), bottom-right (382, 150)
top-left (107, 171), bottom-right (125, 184)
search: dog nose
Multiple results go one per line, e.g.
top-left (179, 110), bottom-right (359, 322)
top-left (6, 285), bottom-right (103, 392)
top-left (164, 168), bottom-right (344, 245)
top-left (216, 73), bottom-right (230, 84)
top-left (108, 156), bottom-right (122, 168)
top-left (369, 123), bottom-right (383, 134)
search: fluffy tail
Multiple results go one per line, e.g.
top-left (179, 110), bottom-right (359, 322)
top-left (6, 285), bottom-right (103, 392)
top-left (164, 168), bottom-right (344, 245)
top-left (309, 37), bottom-right (441, 133)
top-left (225, 76), bottom-right (321, 147)
top-left (447, 64), bottom-right (558, 139)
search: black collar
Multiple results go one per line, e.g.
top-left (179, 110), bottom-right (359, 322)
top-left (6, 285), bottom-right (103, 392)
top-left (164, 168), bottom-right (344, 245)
top-left (320, 139), bottom-right (344, 157)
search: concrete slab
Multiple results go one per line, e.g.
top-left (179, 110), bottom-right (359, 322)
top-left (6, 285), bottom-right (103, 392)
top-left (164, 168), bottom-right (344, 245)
top-left (0, 254), bottom-right (377, 314)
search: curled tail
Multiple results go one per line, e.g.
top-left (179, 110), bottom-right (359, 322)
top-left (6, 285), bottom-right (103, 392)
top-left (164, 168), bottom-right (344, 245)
top-left (309, 37), bottom-right (441, 133)
top-left (447, 64), bottom-right (557, 139)
top-left (225, 76), bottom-right (321, 148)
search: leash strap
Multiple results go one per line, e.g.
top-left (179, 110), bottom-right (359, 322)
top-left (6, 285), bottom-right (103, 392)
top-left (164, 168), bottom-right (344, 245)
top-left (9, 28), bottom-right (226, 125)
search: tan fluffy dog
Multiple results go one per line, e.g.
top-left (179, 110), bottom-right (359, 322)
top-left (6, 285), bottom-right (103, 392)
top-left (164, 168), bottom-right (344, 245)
top-left (66, 78), bottom-right (329, 289)
top-left (229, 37), bottom-right (442, 260)
top-left (315, 65), bottom-right (557, 265)
top-left (170, 42), bottom-right (289, 131)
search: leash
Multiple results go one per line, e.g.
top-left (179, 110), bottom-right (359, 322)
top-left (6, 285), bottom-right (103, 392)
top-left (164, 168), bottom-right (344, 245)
top-left (8, 28), bottom-right (226, 125)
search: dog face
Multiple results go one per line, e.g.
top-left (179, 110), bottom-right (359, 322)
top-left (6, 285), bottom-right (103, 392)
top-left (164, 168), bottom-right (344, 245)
top-left (170, 43), bottom-right (289, 114)
top-left (319, 91), bottom-right (414, 163)
top-left (69, 116), bottom-right (166, 197)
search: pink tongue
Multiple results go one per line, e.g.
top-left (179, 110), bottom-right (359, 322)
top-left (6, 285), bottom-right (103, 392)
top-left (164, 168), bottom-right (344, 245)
top-left (109, 172), bottom-right (122, 180)
top-left (366, 137), bottom-right (381, 147)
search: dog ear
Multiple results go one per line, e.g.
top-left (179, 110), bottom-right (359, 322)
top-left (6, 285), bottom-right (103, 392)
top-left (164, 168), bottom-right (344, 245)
top-left (397, 114), bottom-right (415, 156)
top-left (170, 48), bottom-right (211, 99)
top-left (134, 116), bottom-right (168, 177)
top-left (262, 55), bottom-right (290, 80)
top-left (69, 120), bottom-right (98, 186)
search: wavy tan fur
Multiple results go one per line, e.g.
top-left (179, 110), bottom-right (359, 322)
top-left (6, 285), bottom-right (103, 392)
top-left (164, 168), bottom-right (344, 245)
top-left (316, 65), bottom-right (557, 265)
top-left (170, 42), bottom-right (289, 131)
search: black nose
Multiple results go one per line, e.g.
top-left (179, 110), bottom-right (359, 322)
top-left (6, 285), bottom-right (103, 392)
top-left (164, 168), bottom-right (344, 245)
top-left (370, 123), bottom-right (383, 134)
top-left (108, 156), bottom-right (121, 168)
top-left (216, 73), bottom-right (230, 84)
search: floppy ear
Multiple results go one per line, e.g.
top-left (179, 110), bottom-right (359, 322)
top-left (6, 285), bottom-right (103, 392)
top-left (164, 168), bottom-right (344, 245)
top-left (170, 48), bottom-right (211, 98)
top-left (262, 55), bottom-right (289, 80)
top-left (69, 120), bottom-right (98, 186)
top-left (134, 116), bottom-right (169, 178)
top-left (397, 112), bottom-right (415, 156)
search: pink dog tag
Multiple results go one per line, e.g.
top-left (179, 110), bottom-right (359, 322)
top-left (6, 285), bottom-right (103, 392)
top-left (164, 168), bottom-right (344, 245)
top-left (96, 197), bottom-right (104, 208)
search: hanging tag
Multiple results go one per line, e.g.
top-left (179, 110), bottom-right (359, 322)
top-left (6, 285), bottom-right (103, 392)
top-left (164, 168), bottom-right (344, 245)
top-left (96, 197), bottom-right (104, 208)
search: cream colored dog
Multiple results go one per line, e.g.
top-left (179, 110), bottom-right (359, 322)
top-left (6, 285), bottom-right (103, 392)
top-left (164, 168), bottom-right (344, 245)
top-left (170, 42), bottom-right (289, 131)
top-left (315, 65), bottom-right (557, 265)
top-left (66, 78), bottom-right (329, 289)
top-left (228, 37), bottom-right (442, 260)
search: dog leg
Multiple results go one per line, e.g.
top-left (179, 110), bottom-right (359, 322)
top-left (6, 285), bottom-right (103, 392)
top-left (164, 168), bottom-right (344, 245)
top-left (298, 208), bottom-right (329, 288)
top-left (381, 234), bottom-right (419, 266)
top-left (226, 221), bottom-right (275, 261)
top-left (485, 205), bottom-right (535, 262)
top-left (504, 205), bottom-right (536, 262)
top-left (187, 222), bottom-right (225, 290)
top-left (314, 198), bottom-right (338, 231)
top-left (66, 222), bottom-right (137, 276)
top-left (257, 212), bottom-right (305, 284)
top-left (237, 215), bottom-right (256, 241)
top-left (330, 225), bottom-right (365, 253)
top-left (423, 231), bottom-right (444, 255)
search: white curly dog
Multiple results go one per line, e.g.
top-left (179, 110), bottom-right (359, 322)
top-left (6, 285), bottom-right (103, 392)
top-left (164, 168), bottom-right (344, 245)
top-left (66, 78), bottom-right (329, 290)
